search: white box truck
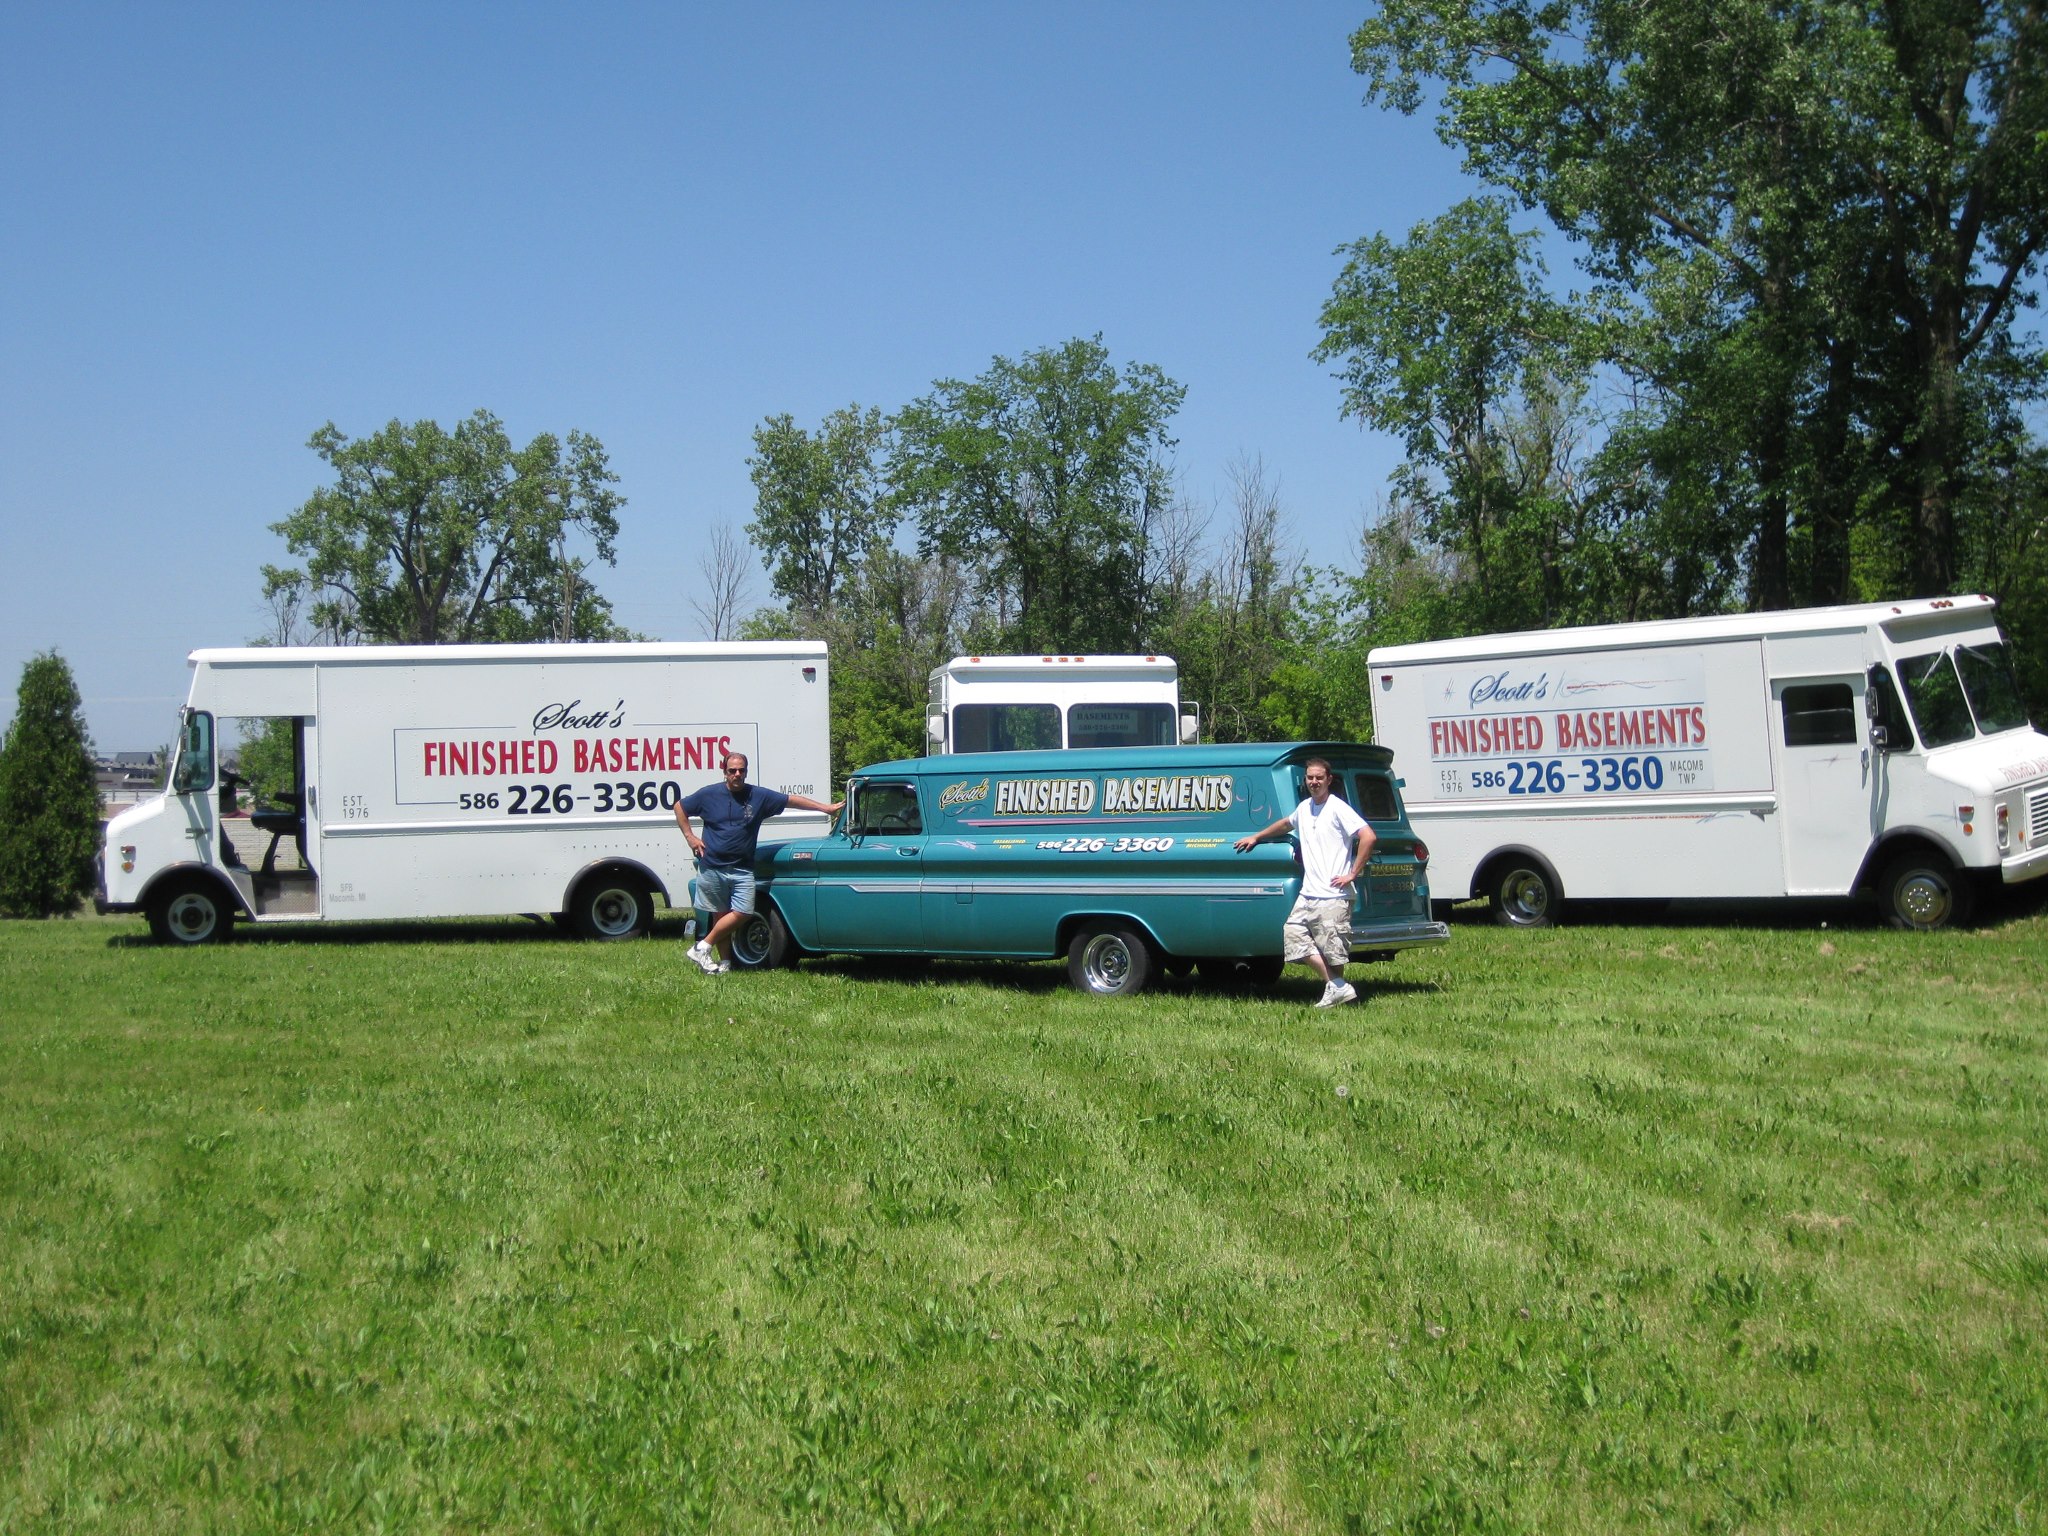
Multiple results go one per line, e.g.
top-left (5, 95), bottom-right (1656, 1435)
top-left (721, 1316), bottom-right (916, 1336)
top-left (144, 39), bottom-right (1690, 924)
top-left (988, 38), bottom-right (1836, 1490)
top-left (925, 654), bottom-right (1199, 753)
top-left (1367, 596), bottom-right (2048, 929)
top-left (98, 641), bottom-right (831, 944)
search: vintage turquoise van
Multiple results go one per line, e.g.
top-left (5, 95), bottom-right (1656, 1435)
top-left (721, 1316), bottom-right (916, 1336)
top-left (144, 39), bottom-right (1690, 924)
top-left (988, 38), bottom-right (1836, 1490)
top-left (729, 742), bottom-right (1449, 995)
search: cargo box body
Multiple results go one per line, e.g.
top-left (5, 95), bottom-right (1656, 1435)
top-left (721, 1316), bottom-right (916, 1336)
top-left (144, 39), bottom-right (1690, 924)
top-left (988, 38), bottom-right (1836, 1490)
top-left (1367, 596), bottom-right (2048, 928)
top-left (100, 642), bottom-right (830, 942)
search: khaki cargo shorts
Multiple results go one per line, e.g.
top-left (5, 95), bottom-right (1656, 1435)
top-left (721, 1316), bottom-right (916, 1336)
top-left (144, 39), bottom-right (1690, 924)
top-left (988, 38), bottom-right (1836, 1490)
top-left (1283, 895), bottom-right (1352, 966)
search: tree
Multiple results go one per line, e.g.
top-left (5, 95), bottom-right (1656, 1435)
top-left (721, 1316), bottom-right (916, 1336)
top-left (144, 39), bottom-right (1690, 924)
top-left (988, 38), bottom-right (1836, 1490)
top-left (691, 523), bottom-right (755, 642)
top-left (892, 337), bottom-right (1187, 651)
top-left (746, 407), bottom-right (897, 619)
top-left (1317, 198), bottom-right (1605, 626)
top-left (0, 652), bottom-right (101, 919)
top-left (1348, 0), bottom-right (2048, 601)
top-left (270, 411), bottom-right (629, 644)
top-left (1153, 456), bottom-right (1303, 742)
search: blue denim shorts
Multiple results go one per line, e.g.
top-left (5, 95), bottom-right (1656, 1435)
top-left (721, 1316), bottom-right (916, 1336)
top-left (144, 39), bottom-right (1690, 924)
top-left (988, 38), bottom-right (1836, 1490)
top-left (693, 866), bottom-right (756, 916)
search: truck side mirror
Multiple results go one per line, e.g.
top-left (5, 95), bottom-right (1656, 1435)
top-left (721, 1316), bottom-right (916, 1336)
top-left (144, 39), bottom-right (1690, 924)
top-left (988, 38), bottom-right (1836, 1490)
top-left (925, 705), bottom-right (946, 749)
top-left (1869, 723), bottom-right (1889, 750)
top-left (1179, 703), bottom-right (1200, 744)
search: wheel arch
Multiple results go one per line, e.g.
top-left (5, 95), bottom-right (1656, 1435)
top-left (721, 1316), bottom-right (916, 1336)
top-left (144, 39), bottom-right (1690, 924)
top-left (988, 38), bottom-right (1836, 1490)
top-left (1850, 830), bottom-right (1967, 897)
top-left (139, 863), bottom-right (250, 919)
top-left (559, 857), bottom-right (673, 915)
top-left (1052, 910), bottom-right (1165, 961)
top-left (1472, 845), bottom-right (1564, 904)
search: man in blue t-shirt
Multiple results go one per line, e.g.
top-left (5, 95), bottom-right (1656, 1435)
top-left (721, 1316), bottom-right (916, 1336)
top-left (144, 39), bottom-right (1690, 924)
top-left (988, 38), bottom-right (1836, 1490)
top-left (675, 751), bottom-right (841, 974)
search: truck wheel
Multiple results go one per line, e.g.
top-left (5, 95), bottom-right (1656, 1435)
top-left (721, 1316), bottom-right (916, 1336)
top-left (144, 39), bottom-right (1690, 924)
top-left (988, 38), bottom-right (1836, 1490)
top-left (1068, 923), bottom-right (1153, 997)
top-left (729, 911), bottom-right (774, 969)
top-left (1881, 854), bottom-right (1974, 931)
top-left (758, 905), bottom-right (806, 969)
top-left (570, 873), bottom-right (652, 940)
top-left (148, 877), bottom-right (235, 946)
top-left (1488, 861), bottom-right (1557, 928)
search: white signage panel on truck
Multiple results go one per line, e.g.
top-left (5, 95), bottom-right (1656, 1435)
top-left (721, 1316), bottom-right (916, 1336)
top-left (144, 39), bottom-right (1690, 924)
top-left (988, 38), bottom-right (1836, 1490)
top-left (1369, 596), bottom-right (2048, 928)
top-left (98, 641), bottom-right (831, 943)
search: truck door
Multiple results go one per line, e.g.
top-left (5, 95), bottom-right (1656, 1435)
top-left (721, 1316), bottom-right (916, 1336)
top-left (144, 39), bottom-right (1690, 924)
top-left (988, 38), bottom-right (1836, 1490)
top-left (1771, 675), bottom-right (1876, 894)
top-left (170, 709), bottom-right (222, 870)
top-left (811, 779), bottom-right (925, 949)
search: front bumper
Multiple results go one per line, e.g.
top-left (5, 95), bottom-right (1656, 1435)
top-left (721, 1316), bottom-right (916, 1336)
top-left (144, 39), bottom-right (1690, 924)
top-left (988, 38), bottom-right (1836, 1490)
top-left (2001, 841), bottom-right (2048, 885)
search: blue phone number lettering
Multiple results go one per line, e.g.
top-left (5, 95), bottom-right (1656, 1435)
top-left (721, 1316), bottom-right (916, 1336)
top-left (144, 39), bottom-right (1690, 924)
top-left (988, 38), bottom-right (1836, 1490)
top-left (1466, 755), bottom-right (1668, 795)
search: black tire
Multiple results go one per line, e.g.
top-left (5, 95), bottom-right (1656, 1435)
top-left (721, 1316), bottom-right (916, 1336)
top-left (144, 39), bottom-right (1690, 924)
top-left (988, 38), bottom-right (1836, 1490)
top-left (761, 904), bottom-right (807, 969)
top-left (147, 877), bottom-right (235, 946)
top-left (1067, 922), bottom-right (1154, 997)
top-left (1881, 853), bottom-right (1974, 931)
top-left (1488, 859), bottom-right (1558, 928)
top-left (569, 872), bottom-right (652, 940)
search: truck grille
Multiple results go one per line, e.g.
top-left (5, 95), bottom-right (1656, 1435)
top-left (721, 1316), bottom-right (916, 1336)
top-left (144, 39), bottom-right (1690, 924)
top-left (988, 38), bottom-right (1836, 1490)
top-left (2031, 786), bottom-right (2048, 844)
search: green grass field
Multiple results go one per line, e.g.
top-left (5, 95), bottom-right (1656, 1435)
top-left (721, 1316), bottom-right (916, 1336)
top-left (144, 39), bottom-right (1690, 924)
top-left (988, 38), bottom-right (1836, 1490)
top-left (3, 900), bottom-right (2044, 1533)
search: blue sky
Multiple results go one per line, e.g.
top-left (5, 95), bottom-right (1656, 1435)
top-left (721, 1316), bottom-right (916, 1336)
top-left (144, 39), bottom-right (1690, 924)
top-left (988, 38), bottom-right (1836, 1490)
top-left (2, 3), bottom-right (1472, 751)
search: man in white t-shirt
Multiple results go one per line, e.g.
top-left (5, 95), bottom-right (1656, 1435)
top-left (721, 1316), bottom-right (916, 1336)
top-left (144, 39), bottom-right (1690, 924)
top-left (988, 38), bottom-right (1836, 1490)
top-left (1233, 757), bottom-right (1376, 1007)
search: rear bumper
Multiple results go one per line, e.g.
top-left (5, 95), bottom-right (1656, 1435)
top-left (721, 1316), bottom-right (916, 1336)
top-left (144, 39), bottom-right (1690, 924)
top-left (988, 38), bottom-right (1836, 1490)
top-left (1356, 919), bottom-right (1451, 951)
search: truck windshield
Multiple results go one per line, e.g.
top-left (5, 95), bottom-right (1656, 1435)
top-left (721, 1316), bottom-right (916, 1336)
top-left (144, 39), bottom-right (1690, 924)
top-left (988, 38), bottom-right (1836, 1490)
top-left (1897, 652), bottom-right (1973, 747)
top-left (952, 704), bottom-right (1061, 753)
top-left (1953, 641), bottom-right (2032, 734)
top-left (1897, 642), bottom-right (2031, 747)
top-left (1066, 702), bottom-right (1178, 749)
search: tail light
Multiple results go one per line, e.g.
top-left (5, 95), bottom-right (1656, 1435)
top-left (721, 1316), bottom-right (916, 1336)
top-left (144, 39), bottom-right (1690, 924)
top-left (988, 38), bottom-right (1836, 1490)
top-left (1413, 840), bottom-right (1430, 866)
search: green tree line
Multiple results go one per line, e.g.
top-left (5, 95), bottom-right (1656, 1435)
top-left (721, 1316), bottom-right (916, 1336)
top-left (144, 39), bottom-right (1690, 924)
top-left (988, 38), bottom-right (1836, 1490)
top-left (244, 3), bottom-right (2044, 790)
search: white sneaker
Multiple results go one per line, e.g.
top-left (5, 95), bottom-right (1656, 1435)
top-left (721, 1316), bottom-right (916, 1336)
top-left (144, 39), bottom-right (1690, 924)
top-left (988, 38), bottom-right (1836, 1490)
top-left (1316, 980), bottom-right (1358, 1009)
top-left (687, 940), bottom-right (720, 975)
top-left (713, 959), bottom-right (732, 974)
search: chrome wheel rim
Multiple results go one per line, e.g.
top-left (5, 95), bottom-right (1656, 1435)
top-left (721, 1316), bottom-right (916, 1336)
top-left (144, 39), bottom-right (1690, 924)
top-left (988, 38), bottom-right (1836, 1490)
top-left (1502, 870), bottom-right (1549, 923)
top-left (1080, 933), bottom-right (1133, 993)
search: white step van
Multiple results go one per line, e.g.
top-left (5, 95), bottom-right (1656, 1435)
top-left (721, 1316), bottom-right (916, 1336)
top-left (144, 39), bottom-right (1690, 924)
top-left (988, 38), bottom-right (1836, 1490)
top-left (925, 654), bottom-right (1200, 753)
top-left (1367, 597), bottom-right (2048, 929)
top-left (98, 642), bottom-right (831, 944)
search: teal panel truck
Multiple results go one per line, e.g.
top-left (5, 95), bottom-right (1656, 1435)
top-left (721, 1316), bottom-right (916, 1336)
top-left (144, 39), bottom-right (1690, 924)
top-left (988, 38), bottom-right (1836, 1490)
top-left (730, 741), bottom-right (1450, 996)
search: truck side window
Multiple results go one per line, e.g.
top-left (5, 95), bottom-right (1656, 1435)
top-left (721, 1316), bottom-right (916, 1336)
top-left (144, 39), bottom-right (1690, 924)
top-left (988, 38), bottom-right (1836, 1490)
top-left (1780, 683), bottom-right (1856, 747)
top-left (1350, 774), bottom-right (1398, 821)
top-left (171, 711), bottom-right (216, 794)
top-left (851, 783), bottom-right (922, 836)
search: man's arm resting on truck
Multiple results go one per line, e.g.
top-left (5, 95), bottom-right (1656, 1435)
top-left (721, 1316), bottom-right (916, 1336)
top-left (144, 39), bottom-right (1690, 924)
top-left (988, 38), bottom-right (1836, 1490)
top-left (672, 793), bottom-right (845, 858)
top-left (1233, 817), bottom-right (1294, 854)
top-left (1232, 816), bottom-right (1377, 887)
